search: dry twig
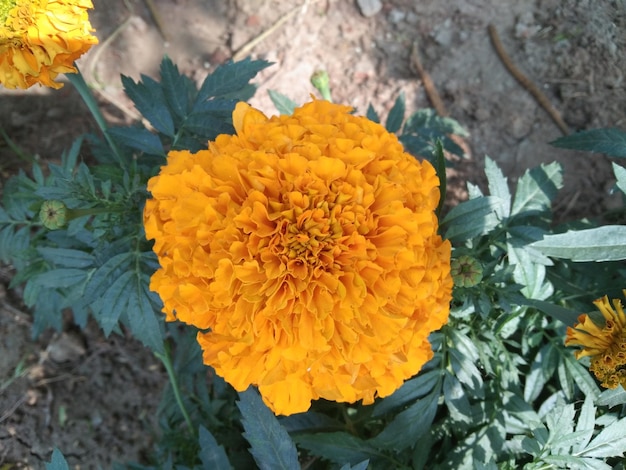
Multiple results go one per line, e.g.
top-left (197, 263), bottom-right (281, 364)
top-left (487, 24), bottom-right (569, 135)
top-left (410, 42), bottom-right (448, 117)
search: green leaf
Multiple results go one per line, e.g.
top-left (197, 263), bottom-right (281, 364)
top-left (237, 388), bottom-right (299, 470)
top-left (385, 92), bottom-right (405, 133)
top-left (443, 372), bottom-right (472, 424)
top-left (524, 343), bottom-right (559, 402)
top-left (37, 248), bottom-right (94, 269)
top-left (368, 387), bottom-right (439, 450)
top-left (160, 56), bottom-right (194, 119)
top-left (125, 274), bottom-right (165, 354)
top-left (197, 58), bottom-right (270, 102)
top-left (574, 396), bottom-right (596, 454)
top-left (551, 128), bottom-right (626, 158)
top-left (45, 448), bottom-right (69, 470)
top-left (484, 157), bottom-right (510, 218)
top-left (296, 432), bottom-right (378, 465)
top-left (107, 127), bottom-right (165, 156)
top-left (268, 90), bottom-right (296, 115)
top-left (32, 268), bottom-right (87, 289)
top-left (433, 140), bottom-right (446, 217)
top-left (564, 354), bottom-right (601, 399)
top-left (121, 74), bottom-right (175, 136)
top-left (596, 385), bottom-right (626, 408)
top-left (366, 104), bottom-right (379, 123)
top-left (198, 425), bottom-right (232, 469)
top-left (578, 416), bottom-right (626, 458)
top-left (372, 368), bottom-right (441, 416)
top-left (530, 225), bottom-right (626, 262)
top-left (612, 163), bottom-right (626, 194)
top-left (511, 162), bottom-right (563, 217)
top-left (339, 460), bottom-right (370, 470)
top-left (441, 196), bottom-right (504, 242)
top-left (523, 299), bottom-right (580, 326)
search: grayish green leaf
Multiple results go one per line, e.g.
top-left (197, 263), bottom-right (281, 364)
top-left (121, 74), bottom-right (175, 136)
top-left (551, 128), bottom-right (626, 158)
top-left (197, 58), bottom-right (270, 102)
top-left (33, 268), bottom-right (87, 289)
top-left (107, 127), bottom-right (165, 156)
top-left (511, 162), bottom-right (563, 217)
top-left (297, 432), bottom-right (377, 466)
top-left (524, 343), bottom-right (559, 403)
top-left (198, 425), bottom-right (232, 470)
top-left (613, 163), bottom-right (626, 194)
top-left (574, 396), bottom-right (596, 453)
top-left (441, 196), bottom-right (504, 242)
top-left (268, 90), bottom-right (297, 115)
top-left (372, 368), bottom-right (440, 416)
top-left (530, 225), bottom-right (626, 262)
top-left (485, 156), bottom-right (510, 218)
top-left (339, 460), bottom-right (370, 470)
top-left (577, 416), bottom-right (626, 458)
top-left (237, 388), bottom-right (299, 470)
top-left (385, 92), bottom-right (405, 133)
top-left (37, 248), bottom-right (94, 269)
top-left (443, 372), bottom-right (472, 424)
top-left (596, 385), bottom-right (626, 408)
top-left (45, 448), bottom-right (69, 470)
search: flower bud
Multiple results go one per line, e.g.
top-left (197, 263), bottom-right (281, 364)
top-left (39, 200), bottom-right (68, 230)
top-left (310, 70), bottom-right (332, 102)
top-left (451, 255), bottom-right (483, 288)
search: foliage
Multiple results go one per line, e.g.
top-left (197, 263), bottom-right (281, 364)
top-left (3, 57), bottom-right (626, 468)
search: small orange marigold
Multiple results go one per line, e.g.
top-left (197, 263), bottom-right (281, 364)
top-left (0, 0), bottom-right (98, 89)
top-left (566, 291), bottom-right (626, 389)
top-left (144, 100), bottom-right (453, 415)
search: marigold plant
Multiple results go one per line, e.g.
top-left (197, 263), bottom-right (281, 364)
top-left (0, 0), bottom-right (98, 89)
top-left (566, 291), bottom-right (626, 389)
top-left (144, 100), bottom-right (452, 415)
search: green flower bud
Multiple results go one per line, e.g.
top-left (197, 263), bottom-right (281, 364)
top-left (39, 200), bottom-right (68, 230)
top-left (451, 255), bottom-right (483, 288)
top-left (311, 70), bottom-right (332, 102)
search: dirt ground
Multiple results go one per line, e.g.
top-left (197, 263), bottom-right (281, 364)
top-left (1, 0), bottom-right (625, 467)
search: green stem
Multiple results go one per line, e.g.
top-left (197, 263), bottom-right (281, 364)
top-left (66, 67), bottom-right (124, 164)
top-left (155, 348), bottom-right (195, 435)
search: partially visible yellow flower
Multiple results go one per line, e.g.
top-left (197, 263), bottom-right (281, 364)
top-left (0, 0), bottom-right (98, 89)
top-left (566, 291), bottom-right (626, 389)
top-left (144, 100), bottom-right (453, 415)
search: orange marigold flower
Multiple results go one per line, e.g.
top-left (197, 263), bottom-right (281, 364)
top-left (144, 100), bottom-right (453, 415)
top-left (0, 0), bottom-right (98, 89)
top-left (566, 291), bottom-right (626, 389)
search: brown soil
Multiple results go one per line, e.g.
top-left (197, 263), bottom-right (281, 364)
top-left (1, 0), bottom-right (624, 467)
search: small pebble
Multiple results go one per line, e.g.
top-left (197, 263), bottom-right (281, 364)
top-left (356, 0), bottom-right (382, 18)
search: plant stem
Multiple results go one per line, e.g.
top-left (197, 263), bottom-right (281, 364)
top-left (155, 348), bottom-right (195, 435)
top-left (66, 68), bottom-right (124, 164)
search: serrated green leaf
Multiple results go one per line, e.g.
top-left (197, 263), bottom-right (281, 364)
top-left (197, 58), bottom-right (269, 102)
top-left (372, 368), bottom-right (441, 416)
top-left (564, 354), bottom-right (601, 399)
top-left (85, 252), bottom-right (133, 298)
top-left (107, 127), bottom-right (165, 156)
top-left (237, 388), bottom-right (299, 470)
top-left (182, 112), bottom-right (234, 141)
top-left (385, 92), bottom-right (405, 133)
top-left (596, 385), bottom-right (626, 408)
top-left (443, 372), bottom-right (471, 424)
top-left (369, 387), bottom-right (439, 450)
top-left (32, 268), bottom-right (87, 289)
top-left (339, 460), bottom-right (370, 470)
top-left (268, 90), bottom-right (296, 115)
top-left (511, 162), bottom-right (563, 217)
top-left (198, 425), bottom-right (232, 469)
top-left (524, 343), bottom-right (559, 402)
top-left (433, 140), bottom-right (446, 217)
top-left (0, 225), bottom-right (30, 264)
top-left (551, 128), bottom-right (626, 158)
top-left (523, 298), bottom-right (580, 326)
top-left (296, 432), bottom-right (377, 465)
top-left (485, 157), bottom-right (510, 218)
top-left (125, 275), bottom-right (164, 354)
top-left (99, 270), bottom-right (133, 336)
top-left (45, 448), bottom-right (69, 470)
top-left (512, 249), bottom-right (553, 300)
top-left (612, 163), bottom-right (626, 194)
top-left (578, 416), bottom-right (626, 458)
top-left (530, 225), bottom-right (626, 262)
top-left (121, 74), bottom-right (175, 136)
top-left (441, 196), bottom-right (504, 242)
top-left (37, 248), bottom-right (94, 269)
top-left (574, 396), bottom-right (596, 453)
top-left (160, 56), bottom-right (194, 119)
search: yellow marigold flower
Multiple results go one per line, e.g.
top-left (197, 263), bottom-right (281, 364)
top-left (566, 291), bottom-right (626, 389)
top-left (144, 100), bottom-right (453, 415)
top-left (0, 0), bottom-right (98, 89)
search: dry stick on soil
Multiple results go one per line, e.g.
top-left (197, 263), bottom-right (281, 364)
top-left (410, 42), bottom-right (448, 117)
top-left (487, 24), bottom-right (570, 135)
top-left (143, 0), bottom-right (168, 42)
